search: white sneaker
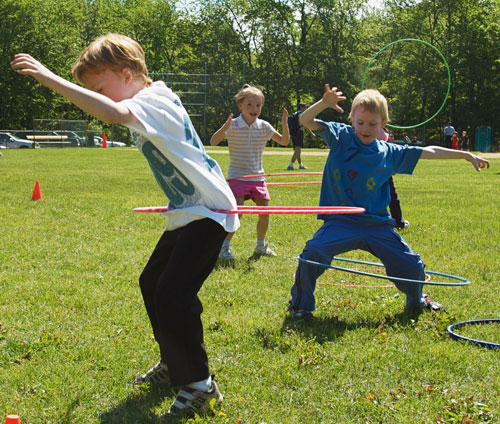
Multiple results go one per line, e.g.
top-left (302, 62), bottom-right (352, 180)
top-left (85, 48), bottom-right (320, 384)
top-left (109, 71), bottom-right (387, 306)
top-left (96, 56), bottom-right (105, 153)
top-left (134, 361), bottom-right (170, 385)
top-left (299, 163), bottom-right (308, 169)
top-left (167, 379), bottom-right (223, 416)
top-left (219, 246), bottom-right (234, 261)
top-left (254, 244), bottom-right (277, 257)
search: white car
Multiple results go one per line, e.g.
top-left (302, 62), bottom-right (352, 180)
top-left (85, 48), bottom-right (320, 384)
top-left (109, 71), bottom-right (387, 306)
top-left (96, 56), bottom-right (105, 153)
top-left (94, 136), bottom-right (126, 147)
top-left (0, 132), bottom-right (40, 149)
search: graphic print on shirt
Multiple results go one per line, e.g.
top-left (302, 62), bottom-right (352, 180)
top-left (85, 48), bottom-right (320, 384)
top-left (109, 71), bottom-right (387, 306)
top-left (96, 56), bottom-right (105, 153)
top-left (347, 169), bottom-right (358, 181)
top-left (140, 138), bottom-right (196, 206)
top-left (366, 177), bottom-right (376, 190)
top-left (330, 168), bottom-right (343, 198)
top-left (344, 188), bottom-right (354, 201)
top-left (183, 115), bottom-right (217, 171)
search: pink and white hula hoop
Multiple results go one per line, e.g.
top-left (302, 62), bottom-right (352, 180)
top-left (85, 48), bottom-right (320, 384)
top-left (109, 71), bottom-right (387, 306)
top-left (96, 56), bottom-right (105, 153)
top-left (133, 205), bottom-right (365, 215)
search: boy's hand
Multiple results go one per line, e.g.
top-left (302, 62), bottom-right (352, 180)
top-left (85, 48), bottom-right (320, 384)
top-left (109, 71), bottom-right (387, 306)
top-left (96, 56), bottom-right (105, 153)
top-left (468, 153), bottom-right (490, 171)
top-left (322, 84), bottom-right (346, 113)
top-left (11, 54), bottom-right (56, 86)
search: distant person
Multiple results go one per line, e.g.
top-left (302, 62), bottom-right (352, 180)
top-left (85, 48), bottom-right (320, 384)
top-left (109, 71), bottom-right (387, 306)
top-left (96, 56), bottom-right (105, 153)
top-left (444, 122), bottom-right (455, 148)
top-left (451, 131), bottom-right (460, 150)
top-left (460, 130), bottom-right (470, 151)
top-left (210, 84), bottom-right (289, 260)
top-left (11, 33), bottom-right (239, 417)
top-left (287, 102), bottom-right (309, 170)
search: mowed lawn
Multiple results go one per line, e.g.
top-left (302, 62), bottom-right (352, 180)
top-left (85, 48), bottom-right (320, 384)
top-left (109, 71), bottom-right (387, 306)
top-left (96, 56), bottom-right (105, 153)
top-left (0, 147), bottom-right (499, 424)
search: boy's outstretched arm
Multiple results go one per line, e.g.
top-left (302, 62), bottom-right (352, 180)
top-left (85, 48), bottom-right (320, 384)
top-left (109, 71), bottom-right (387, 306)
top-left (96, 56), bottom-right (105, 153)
top-left (11, 54), bottom-right (137, 125)
top-left (299, 83), bottom-right (346, 132)
top-left (271, 108), bottom-right (290, 146)
top-left (420, 146), bottom-right (490, 171)
top-left (210, 113), bottom-right (233, 146)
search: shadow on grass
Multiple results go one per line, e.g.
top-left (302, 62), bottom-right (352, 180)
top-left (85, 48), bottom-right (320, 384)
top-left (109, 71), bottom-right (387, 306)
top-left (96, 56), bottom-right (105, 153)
top-left (281, 309), bottom-right (424, 344)
top-left (99, 385), bottom-right (180, 424)
top-left (213, 253), bottom-right (264, 272)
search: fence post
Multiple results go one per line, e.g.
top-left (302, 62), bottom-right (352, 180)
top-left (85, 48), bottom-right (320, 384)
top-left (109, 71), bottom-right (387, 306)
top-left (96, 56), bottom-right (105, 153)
top-left (204, 62), bottom-right (208, 143)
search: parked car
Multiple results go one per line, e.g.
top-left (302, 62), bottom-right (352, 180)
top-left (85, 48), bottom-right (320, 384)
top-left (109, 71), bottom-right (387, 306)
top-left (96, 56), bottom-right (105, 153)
top-left (0, 132), bottom-right (40, 149)
top-left (393, 138), bottom-right (423, 146)
top-left (15, 130), bottom-right (75, 147)
top-left (94, 136), bottom-right (126, 147)
top-left (53, 131), bottom-right (84, 147)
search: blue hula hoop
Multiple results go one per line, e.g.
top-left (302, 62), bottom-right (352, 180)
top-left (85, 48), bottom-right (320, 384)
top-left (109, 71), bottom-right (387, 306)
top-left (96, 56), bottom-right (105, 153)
top-left (447, 319), bottom-right (500, 350)
top-left (298, 256), bottom-right (470, 287)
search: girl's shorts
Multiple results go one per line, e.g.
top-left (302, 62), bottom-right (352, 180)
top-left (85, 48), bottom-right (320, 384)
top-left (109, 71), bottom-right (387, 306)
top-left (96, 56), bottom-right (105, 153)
top-left (229, 179), bottom-right (270, 201)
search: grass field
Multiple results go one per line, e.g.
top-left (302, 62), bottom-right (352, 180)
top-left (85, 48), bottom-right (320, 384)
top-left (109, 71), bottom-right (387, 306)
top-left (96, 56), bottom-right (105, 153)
top-left (0, 147), bottom-right (499, 424)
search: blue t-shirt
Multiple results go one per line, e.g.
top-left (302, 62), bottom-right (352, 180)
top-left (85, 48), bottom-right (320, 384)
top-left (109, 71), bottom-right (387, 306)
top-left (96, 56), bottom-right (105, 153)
top-left (316, 120), bottom-right (422, 222)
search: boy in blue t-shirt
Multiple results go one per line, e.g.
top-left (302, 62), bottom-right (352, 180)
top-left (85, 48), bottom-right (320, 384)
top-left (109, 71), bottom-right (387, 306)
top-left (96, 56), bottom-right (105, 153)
top-left (288, 84), bottom-right (490, 320)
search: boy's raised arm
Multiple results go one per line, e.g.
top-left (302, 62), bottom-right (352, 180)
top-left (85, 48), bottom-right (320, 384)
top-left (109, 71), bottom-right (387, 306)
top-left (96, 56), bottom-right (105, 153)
top-left (420, 145), bottom-right (490, 171)
top-left (11, 54), bottom-right (137, 125)
top-left (299, 83), bottom-right (346, 132)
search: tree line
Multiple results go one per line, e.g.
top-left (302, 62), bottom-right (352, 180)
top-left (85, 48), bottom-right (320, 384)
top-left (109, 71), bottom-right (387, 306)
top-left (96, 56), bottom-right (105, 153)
top-left (1, 0), bottom-right (499, 146)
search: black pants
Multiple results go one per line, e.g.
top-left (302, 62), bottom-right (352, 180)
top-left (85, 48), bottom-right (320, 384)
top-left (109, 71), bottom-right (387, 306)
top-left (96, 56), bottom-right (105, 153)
top-left (139, 218), bottom-right (227, 386)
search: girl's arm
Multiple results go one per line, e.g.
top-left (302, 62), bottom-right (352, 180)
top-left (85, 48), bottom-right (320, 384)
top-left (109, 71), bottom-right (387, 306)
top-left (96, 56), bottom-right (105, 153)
top-left (210, 113), bottom-right (233, 146)
top-left (420, 146), bottom-right (490, 171)
top-left (271, 108), bottom-right (290, 146)
top-left (11, 54), bottom-right (137, 125)
top-left (300, 84), bottom-right (346, 132)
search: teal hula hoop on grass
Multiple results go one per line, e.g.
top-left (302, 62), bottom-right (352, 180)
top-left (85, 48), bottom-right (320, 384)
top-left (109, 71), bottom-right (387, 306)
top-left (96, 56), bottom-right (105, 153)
top-left (361, 38), bottom-right (451, 130)
top-left (298, 256), bottom-right (470, 287)
top-left (447, 319), bottom-right (500, 350)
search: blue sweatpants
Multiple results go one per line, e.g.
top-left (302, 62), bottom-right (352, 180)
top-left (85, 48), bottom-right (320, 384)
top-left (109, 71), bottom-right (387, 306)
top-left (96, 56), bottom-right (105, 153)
top-left (290, 217), bottom-right (426, 311)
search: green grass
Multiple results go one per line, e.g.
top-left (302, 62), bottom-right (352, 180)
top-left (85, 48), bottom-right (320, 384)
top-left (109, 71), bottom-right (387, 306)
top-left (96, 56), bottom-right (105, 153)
top-left (0, 147), bottom-right (499, 423)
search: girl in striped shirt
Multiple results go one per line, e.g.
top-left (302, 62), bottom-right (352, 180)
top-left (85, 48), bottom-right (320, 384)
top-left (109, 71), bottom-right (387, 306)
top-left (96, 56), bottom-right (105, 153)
top-left (210, 84), bottom-right (289, 260)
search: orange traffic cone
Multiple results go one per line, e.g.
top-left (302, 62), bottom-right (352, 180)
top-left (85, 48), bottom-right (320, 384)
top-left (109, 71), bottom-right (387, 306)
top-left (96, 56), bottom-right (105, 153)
top-left (102, 132), bottom-right (107, 149)
top-left (4, 415), bottom-right (21, 424)
top-left (31, 180), bottom-right (42, 201)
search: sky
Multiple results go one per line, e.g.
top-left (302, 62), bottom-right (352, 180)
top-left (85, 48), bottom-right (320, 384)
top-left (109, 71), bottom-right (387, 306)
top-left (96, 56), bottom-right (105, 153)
top-left (367, 0), bottom-right (384, 8)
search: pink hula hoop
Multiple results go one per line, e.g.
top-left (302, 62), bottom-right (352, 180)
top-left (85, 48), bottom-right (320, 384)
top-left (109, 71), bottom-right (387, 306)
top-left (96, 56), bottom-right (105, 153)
top-left (227, 172), bottom-right (323, 181)
top-left (268, 181), bottom-right (322, 186)
top-left (133, 205), bottom-right (365, 215)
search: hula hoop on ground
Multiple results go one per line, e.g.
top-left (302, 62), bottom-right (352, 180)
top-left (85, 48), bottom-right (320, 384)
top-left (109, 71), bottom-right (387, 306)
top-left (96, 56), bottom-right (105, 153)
top-left (447, 319), bottom-right (500, 350)
top-left (361, 38), bottom-right (451, 130)
top-left (298, 256), bottom-right (470, 287)
top-left (315, 267), bottom-right (431, 288)
top-left (133, 206), bottom-right (365, 215)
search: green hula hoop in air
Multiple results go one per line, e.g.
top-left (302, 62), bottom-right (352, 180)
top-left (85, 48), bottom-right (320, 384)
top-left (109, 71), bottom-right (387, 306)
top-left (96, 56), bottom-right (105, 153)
top-left (361, 38), bottom-right (451, 130)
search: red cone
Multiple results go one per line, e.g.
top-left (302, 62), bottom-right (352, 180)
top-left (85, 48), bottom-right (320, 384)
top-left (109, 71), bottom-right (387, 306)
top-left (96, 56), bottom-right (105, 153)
top-left (31, 181), bottom-right (42, 201)
top-left (102, 132), bottom-right (107, 149)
